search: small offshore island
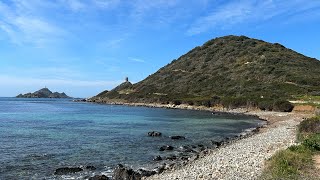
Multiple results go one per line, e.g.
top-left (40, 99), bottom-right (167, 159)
top-left (16, 88), bottom-right (71, 98)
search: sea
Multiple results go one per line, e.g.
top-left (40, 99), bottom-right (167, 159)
top-left (0, 98), bottom-right (265, 179)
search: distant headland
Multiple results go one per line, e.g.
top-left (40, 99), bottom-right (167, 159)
top-left (16, 88), bottom-right (71, 98)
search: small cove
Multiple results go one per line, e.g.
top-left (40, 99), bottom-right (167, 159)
top-left (0, 98), bottom-right (265, 179)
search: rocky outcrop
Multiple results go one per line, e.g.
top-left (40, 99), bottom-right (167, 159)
top-left (113, 164), bottom-right (141, 180)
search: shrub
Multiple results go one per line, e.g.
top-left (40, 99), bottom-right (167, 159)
top-left (302, 134), bottom-right (320, 151)
top-left (172, 100), bottom-right (181, 105)
top-left (273, 100), bottom-right (294, 112)
top-left (299, 116), bottom-right (320, 134)
top-left (258, 100), bottom-right (274, 111)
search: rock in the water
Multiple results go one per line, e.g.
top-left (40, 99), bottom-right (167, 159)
top-left (113, 164), bottom-right (142, 180)
top-left (170, 135), bottom-right (185, 140)
top-left (86, 165), bottom-right (97, 170)
top-left (148, 131), bottom-right (162, 137)
top-left (159, 145), bottom-right (174, 151)
top-left (179, 145), bottom-right (196, 153)
top-left (54, 167), bottom-right (83, 175)
top-left (153, 155), bottom-right (162, 161)
top-left (166, 155), bottom-right (177, 161)
top-left (211, 140), bottom-right (224, 147)
top-left (89, 175), bottom-right (109, 180)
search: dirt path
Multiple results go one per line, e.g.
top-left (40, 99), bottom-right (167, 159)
top-left (313, 155), bottom-right (320, 169)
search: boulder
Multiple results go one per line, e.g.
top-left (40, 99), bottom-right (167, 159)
top-left (148, 131), bottom-right (162, 137)
top-left (113, 164), bottom-right (142, 180)
top-left (137, 169), bottom-right (156, 177)
top-left (159, 145), bottom-right (174, 151)
top-left (54, 167), bottom-right (83, 175)
top-left (89, 175), bottom-right (109, 180)
top-left (170, 136), bottom-right (185, 140)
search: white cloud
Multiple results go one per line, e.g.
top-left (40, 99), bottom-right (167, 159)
top-left (0, 1), bottom-right (66, 47)
top-left (186, 0), bottom-right (320, 35)
top-left (129, 57), bottom-right (145, 63)
top-left (64, 0), bottom-right (86, 12)
top-left (92, 0), bottom-right (120, 9)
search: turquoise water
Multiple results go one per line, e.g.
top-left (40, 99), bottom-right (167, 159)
top-left (0, 98), bottom-right (264, 179)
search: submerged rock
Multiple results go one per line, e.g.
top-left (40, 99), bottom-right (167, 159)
top-left (89, 175), bottom-right (109, 180)
top-left (159, 145), bottom-right (174, 151)
top-left (148, 131), bottom-right (162, 137)
top-left (165, 155), bottom-right (177, 161)
top-left (179, 145), bottom-right (196, 153)
top-left (170, 136), bottom-right (185, 140)
top-left (54, 167), bottom-right (83, 175)
top-left (86, 165), bottom-right (97, 171)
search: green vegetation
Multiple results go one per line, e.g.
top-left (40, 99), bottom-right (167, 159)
top-left (261, 116), bottom-right (320, 179)
top-left (93, 35), bottom-right (320, 111)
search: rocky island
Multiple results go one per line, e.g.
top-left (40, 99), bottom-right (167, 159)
top-left (16, 88), bottom-right (71, 98)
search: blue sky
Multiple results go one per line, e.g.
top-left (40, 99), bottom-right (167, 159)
top-left (0, 0), bottom-right (320, 98)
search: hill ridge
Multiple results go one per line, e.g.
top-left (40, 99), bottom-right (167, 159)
top-left (94, 35), bottom-right (320, 109)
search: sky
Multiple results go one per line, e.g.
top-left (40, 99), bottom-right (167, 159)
top-left (0, 0), bottom-right (320, 98)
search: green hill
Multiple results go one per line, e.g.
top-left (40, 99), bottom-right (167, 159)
top-left (93, 35), bottom-right (320, 110)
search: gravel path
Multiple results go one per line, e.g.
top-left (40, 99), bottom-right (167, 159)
top-left (146, 112), bottom-right (305, 180)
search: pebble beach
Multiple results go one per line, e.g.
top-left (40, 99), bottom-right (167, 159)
top-left (146, 111), bottom-right (309, 180)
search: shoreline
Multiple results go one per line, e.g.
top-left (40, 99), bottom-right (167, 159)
top-left (78, 100), bottom-right (313, 179)
top-left (145, 111), bottom-right (312, 179)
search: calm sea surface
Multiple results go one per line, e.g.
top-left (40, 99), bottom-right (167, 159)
top-left (0, 98), bottom-right (264, 179)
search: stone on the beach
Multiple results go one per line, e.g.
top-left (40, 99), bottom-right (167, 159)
top-left (170, 135), bottom-right (185, 140)
top-left (89, 175), bottom-right (109, 180)
top-left (153, 155), bottom-right (162, 161)
top-left (159, 145), bottom-right (174, 151)
top-left (137, 169), bottom-right (156, 177)
top-left (113, 164), bottom-right (142, 180)
top-left (153, 164), bottom-right (165, 174)
top-left (54, 167), bottom-right (83, 175)
top-left (148, 131), bottom-right (162, 137)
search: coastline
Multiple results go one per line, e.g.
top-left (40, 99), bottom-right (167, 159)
top-left (81, 100), bottom-right (313, 179)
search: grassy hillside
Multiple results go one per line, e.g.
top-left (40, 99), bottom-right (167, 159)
top-left (94, 35), bottom-right (320, 109)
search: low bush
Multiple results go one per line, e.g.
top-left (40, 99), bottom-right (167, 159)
top-left (302, 134), bottom-right (320, 151)
top-left (273, 100), bottom-right (294, 112)
top-left (262, 147), bottom-right (313, 179)
top-left (258, 100), bottom-right (274, 111)
top-left (299, 116), bottom-right (320, 134)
